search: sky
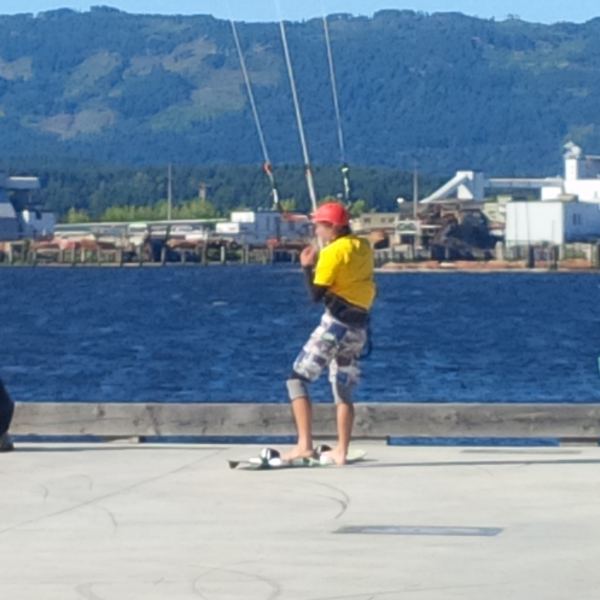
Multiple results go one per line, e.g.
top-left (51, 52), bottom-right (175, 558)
top-left (0, 0), bottom-right (599, 25)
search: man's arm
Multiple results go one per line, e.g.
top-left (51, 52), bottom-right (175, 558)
top-left (303, 267), bottom-right (328, 303)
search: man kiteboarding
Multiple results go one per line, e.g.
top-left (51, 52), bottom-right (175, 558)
top-left (284, 201), bottom-right (376, 466)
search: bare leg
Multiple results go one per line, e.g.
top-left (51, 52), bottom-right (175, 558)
top-left (337, 401), bottom-right (354, 458)
top-left (283, 396), bottom-right (314, 460)
top-left (323, 402), bottom-right (354, 466)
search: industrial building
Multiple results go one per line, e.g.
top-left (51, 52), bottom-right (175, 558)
top-left (505, 201), bottom-right (600, 245)
top-left (421, 143), bottom-right (600, 246)
top-left (215, 210), bottom-right (310, 245)
top-left (0, 174), bottom-right (55, 241)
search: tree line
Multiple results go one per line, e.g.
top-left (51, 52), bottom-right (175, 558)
top-left (8, 162), bottom-right (443, 222)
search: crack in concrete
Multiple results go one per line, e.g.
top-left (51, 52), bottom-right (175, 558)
top-left (0, 448), bottom-right (224, 537)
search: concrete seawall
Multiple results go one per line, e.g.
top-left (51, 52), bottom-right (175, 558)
top-left (12, 402), bottom-right (600, 440)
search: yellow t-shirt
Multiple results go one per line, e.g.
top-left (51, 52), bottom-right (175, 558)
top-left (314, 235), bottom-right (376, 310)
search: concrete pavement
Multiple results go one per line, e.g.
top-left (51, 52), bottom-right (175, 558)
top-left (1, 442), bottom-right (599, 599)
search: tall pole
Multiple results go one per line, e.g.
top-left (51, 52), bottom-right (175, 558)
top-left (167, 163), bottom-right (173, 222)
top-left (413, 162), bottom-right (419, 221)
top-left (412, 162), bottom-right (420, 256)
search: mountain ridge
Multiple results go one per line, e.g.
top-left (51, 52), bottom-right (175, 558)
top-left (0, 7), bottom-right (599, 176)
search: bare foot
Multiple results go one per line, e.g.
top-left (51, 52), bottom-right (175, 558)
top-left (321, 446), bottom-right (347, 466)
top-left (282, 446), bottom-right (315, 462)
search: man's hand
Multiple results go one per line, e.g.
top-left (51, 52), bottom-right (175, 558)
top-left (300, 245), bottom-right (318, 268)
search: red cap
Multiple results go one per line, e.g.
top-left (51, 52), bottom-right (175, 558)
top-left (311, 202), bottom-right (350, 227)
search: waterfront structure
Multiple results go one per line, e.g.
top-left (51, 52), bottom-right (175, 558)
top-left (421, 143), bottom-right (600, 205)
top-left (0, 175), bottom-right (55, 241)
top-left (350, 212), bottom-right (398, 234)
top-left (215, 210), bottom-right (310, 245)
top-left (505, 201), bottom-right (600, 245)
top-left (421, 144), bottom-right (600, 245)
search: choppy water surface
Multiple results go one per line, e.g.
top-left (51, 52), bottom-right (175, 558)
top-left (1, 267), bottom-right (599, 403)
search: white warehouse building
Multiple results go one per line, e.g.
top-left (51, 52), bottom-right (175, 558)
top-left (422, 143), bottom-right (600, 245)
top-left (505, 201), bottom-right (600, 245)
top-left (545, 142), bottom-right (600, 202)
top-left (506, 143), bottom-right (600, 245)
top-left (215, 210), bottom-right (310, 245)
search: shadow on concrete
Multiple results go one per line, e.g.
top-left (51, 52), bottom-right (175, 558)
top-left (10, 445), bottom-right (227, 453)
top-left (356, 458), bottom-right (600, 469)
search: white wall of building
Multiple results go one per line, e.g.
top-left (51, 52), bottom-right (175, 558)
top-left (541, 186), bottom-right (564, 201)
top-left (506, 202), bottom-right (600, 245)
top-left (565, 157), bottom-right (581, 182)
top-left (217, 211), bottom-right (309, 244)
top-left (544, 144), bottom-right (600, 202)
top-left (216, 222), bottom-right (242, 235)
top-left (564, 180), bottom-right (600, 203)
top-left (505, 203), bottom-right (565, 245)
top-left (231, 211), bottom-right (256, 224)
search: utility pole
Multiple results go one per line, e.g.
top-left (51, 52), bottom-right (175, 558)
top-left (199, 182), bottom-right (208, 202)
top-left (413, 161), bottom-right (419, 221)
top-left (167, 163), bottom-right (173, 222)
top-left (413, 161), bottom-right (420, 257)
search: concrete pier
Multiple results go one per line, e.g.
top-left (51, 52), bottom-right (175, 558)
top-left (12, 402), bottom-right (600, 440)
top-left (1, 441), bottom-right (600, 599)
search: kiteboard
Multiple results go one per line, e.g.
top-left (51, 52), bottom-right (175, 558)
top-left (228, 445), bottom-right (366, 471)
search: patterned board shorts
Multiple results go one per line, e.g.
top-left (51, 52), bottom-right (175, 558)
top-left (287, 312), bottom-right (368, 404)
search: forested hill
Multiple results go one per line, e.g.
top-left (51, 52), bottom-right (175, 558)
top-left (1, 6), bottom-right (600, 175)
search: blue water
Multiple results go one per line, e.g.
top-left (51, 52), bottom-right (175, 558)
top-left (1, 267), bottom-right (599, 403)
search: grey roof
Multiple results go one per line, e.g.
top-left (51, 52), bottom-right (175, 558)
top-left (3, 176), bottom-right (41, 191)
